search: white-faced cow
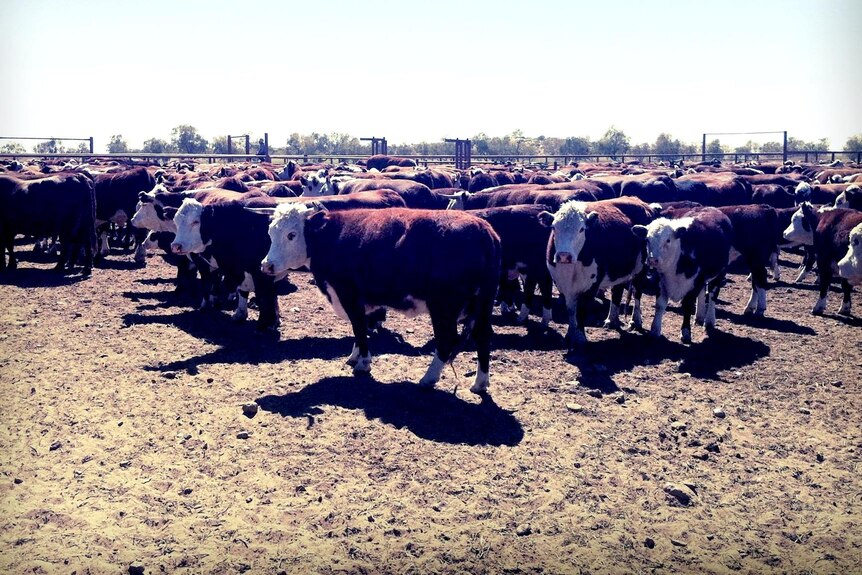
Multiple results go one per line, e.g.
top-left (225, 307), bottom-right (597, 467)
top-left (837, 222), bottom-right (862, 285)
top-left (632, 208), bottom-right (733, 343)
top-left (541, 197), bottom-right (655, 350)
top-left (260, 205), bottom-right (501, 394)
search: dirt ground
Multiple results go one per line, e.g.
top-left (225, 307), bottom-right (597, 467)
top-left (1, 239), bottom-right (861, 575)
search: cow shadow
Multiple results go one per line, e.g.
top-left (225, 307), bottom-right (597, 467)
top-left (93, 258), bottom-right (144, 271)
top-left (715, 308), bottom-right (817, 335)
top-left (256, 375), bottom-right (524, 446)
top-left (122, 309), bottom-right (430, 372)
top-left (0, 267), bottom-right (91, 288)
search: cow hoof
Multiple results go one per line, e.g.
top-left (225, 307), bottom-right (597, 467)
top-left (754, 308), bottom-right (766, 317)
top-left (418, 375), bottom-right (438, 388)
top-left (81, 268), bottom-right (92, 278)
top-left (352, 356), bottom-right (372, 374)
top-left (838, 306), bottom-right (852, 316)
top-left (680, 328), bottom-right (692, 344)
top-left (602, 319), bottom-right (621, 330)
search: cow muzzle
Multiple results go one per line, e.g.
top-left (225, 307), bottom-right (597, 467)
top-left (555, 252), bottom-right (573, 264)
top-left (261, 261), bottom-right (276, 276)
top-left (171, 242), bottom-right (186, 255)
top-left (647, 256), bottom-right (659, 268)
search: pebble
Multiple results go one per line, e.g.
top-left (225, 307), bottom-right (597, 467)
top-left (586, 389), bottom-right (602, 398)
top-left (161, 372), bottom-right (177, 380)
top-left (566, 403), bottom-right (585, 413)
top-left (119, 460), bottom-right (131, 468)
top-left (13, 478), bottom-right (22, 485)
top-left (237, 431), bottom-right (250, 440)
top-left (242, 403), bottom-right (259, 417)
top-left (663, 483), bottom-right (694, 506)
top-left (128, 563), bottom-right (145, 575)
top-left (290, 307), bottom-right (300, 313)
top-left (831, 380), bottom-right (843, 388)
top-left (671, 421), bottom-right (687, 431)
top-left (615, 395), bottom-right (626, 404)
top-left (644, 537), bottom-right (655, 549)
top-left (49, 441), bottom-right (62, 451)
top-left (713, 408), bottom-right (726, 418)
top-left (516, 524), bottom-right (532, 536)
top-left (671, 538), bottom-right (688, 547)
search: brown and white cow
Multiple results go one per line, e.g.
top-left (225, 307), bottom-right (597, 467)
top-left (541, 197), bottom-right (655, 350)
top-left (834, 185), bottom-right (862, 210)
top-left (837, 222), bottom-right (862, 285)
top-left (93, 167), bottom-right (155, 263)
top-left (632, 208), bottom-right (733, 343)
top-left (260, 205), bottom-right (501, 394)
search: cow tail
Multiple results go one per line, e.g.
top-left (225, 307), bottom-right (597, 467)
top-left (452, 228), bottom-right (502, 363)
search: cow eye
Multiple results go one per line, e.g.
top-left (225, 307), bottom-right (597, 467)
top-left (288, 232), bottom-right (296, 240)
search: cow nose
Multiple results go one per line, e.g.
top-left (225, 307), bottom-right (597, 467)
top-left (647, 256), bottom-right (659, 268)
top-left (556, 252), bottom-right (573, 264)
top-left (171, 242), bottom-right (184, 255)
top-left (261, 261), bottom-right (274, 275)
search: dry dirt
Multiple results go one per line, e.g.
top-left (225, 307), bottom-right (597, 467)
top-left (1, 240), bottom-right (861, 575)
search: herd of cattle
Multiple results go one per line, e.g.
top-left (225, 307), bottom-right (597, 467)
top-left (1, 154), bottom-right (861, 394)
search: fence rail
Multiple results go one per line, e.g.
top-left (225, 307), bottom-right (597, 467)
top-left (1, 150), bottom-right (860, 166)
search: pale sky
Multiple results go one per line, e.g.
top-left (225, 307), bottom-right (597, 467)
top-left (2, 0), bottom-right (860, 152)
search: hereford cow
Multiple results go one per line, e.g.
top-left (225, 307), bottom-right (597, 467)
top-left (93, 167), bottom-right (155, 263)
top-left (675, 173), bottom-right (752, 206)
top-left (365, 155), bottom-right (417, 171)
top-left (446, 186), bottom-right (597, 212)
top-left (835, 185), bottom-right (862, 210)
top-left (541, 197), bottom-right (655, 350)
top-left (467, 205), bottom-right (554, 326)
top-left (0, 173), bottom-right (96, 275)
top-left (837, 222), bottom-right (862, 285)
top-left (259, 206), bottom-right (502, 394)
top-left (785, 204), bottom-right (862, 315)
top-left (632, 208), bottom-right (733, 343)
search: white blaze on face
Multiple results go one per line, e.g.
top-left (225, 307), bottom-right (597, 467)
top-left (834, 191), bottom-right (849, 208)
top-left (783, 207), bottom-right (812, 245)
top-left (643, 217), bottom-right (692, 272)
top-left (300, 170), bottom-right (330, 197)
top-left (838, 222), bottom-right (862, 284)
top-left (262, 203), bottom-right (313, 274)
top-left (170, 199), bottom-right (207, 255)
top-left (550, 201), bottom-right (592, 264)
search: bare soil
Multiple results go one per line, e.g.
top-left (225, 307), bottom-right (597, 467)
top-left (1, 242), bottom-right (861, 574)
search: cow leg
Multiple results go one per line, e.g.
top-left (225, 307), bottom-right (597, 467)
top-left (795, 247), bottom-right (816, 284)
top-left (603, 284), bottom-right (625, 329)
top-left (498, 276), bottom-right (519, 315)
top-left (563, 293), bottom-right (585, 350)
top-left (342, 296), bottom-right (372, 373)
top-left (233, 290), bottom-right (250, 321)
top-left (538, 273), bottom-right (554, 328)
top-left (470, 299), bottom-right (494, 395)
top-left (680, 289), bottom-right (698, 344)
top-left (80, 234), bottom-right (93, 277)
top-left (769, 250), bottom-right (781, 281)
top-left (704, 276), bottom-right (723, 332)
top-left (420, 307), bottom-right (459, 388)
top-left (649, 289), bottom-right (669, 338)
top-left (748, 264), bottom-right (768, 316)
top-left (838, 279), bottom-right (853, 315)
top-left (253, 273), bottom-right (280, 331)
top-left (694, 287), bottom-right (707, 325)
top-left (0, 232), bottom-right (12, 271)
top-left (132, 227), bottom-right (148, 265)
top-left (812, 265), bottom-right (831, 315)
top-left (517, 274), bottom-right (538, 323)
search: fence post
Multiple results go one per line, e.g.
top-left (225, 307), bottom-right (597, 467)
top-left (702, 134), bottom-right (706, 162)
top-left (264, 132), bottom-right (270, 163)
top-left (89, 137), bottom-right (94, 154)
top-left (783, 131), bottom-right (788, 164)
top-left (227, 136), bottom-right (232, 155)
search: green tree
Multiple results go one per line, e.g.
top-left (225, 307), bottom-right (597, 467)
top-left (73, 142), bottom-right (90, 153)
top-left (210, 136), bottom-right (230, 154)
top-left (142, 138), bottom-right (169, 153)
top-left (1, 142), bottom-right (26, 154)
top-left (170, 125), bottom-right (208, 154)
top-left (653, 133), bottom-right (681, 157)
top-left (759, 141), bottom-right (783, 153)
top-left (706, 139), bottom-right (723, 159)
top-left (594, 126), bottom-right (630, 158)
top-left (630, 142), bottom-right (651, 157)
top-left (33, 139), bottom-right (60, 154)
top-left (560, 136), bottom-right (591, 156)
top-left (107, 134), bottom-right (128, 153)
top-left (844, 134), bottom-right (862, 151)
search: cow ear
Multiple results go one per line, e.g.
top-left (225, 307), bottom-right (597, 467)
top-left (163, 207), bottom-right (178, 220)
top-left (308, 201), bottom-right (329, 213)
top-left (586, 211), bottom-right (599, 227)
top-left (138, 191), bottom-right (152, 202)
top-left (631, 224), bottom-right (648, 239)
top-left (300, 176), bottom-right (309, 187)
top-left (537, 211), bottom-right (555, 227)
top-left (675, 226), bottom-right (687, 240)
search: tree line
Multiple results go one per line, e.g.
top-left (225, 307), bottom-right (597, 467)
top-left (2, 125), bottom-right (861, 159)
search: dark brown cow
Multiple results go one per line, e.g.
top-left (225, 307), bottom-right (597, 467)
top-left (365, 155), bottom-right (417, 171)
top-left (751, 184), bottom-right (795, 208)
top-left (675, 173), bottom-right (752, 206)
top-left (260, 206), bottom-right (502, 394)
top-left (0, 172), bottom-right (96, 275)
top-left (542, 197), bottom-right (655, 349)
top-left (467, 204), bottom-right (554, 327)
top-left (449, 186), bottom-right (597, 211)
top-left (93, 167), bottom-right (155, 263)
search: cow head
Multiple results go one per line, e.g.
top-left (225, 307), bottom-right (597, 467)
top-left (838, 222), bottom-right (862, 284)
top-left (170, 199), bottom-right (209, 255)
top-left (632, 217), bottom-right (692, 272)
top-left (131, 185), bottom-right (174, 232)
top-left (539, 202), bottom-right (597, 265)
top-left (794, 181), bottom-right (812, 203)
top-left (299, 169), bottom-right (330, 196)
top-left (835, 185), bottom-right (860, 209)
top-left (260, 203), bottom-right (325, 275)
top-left (442, 191), bottom-right (470, 210)
top-left (783, 202), bottom-right (816, 245)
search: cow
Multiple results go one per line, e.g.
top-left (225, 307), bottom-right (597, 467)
top-left (446, 186), bottom-right (597, 212)
top-left (718, 205), bottom-right (779, 316)
top-left (93, 167), bottom-right (155, 263)
top-left (541, 197), bottom-right (655, 350)
top-left (365, 155), bottom-right (417, 171)
top-left (632, 208), bottom-right (733, 343)
top-left (784, 204), bottom-right (862, 315)
top-left (259, 205), bottom-right (501, 394)
top-left (751, 184), bottom-right (796, 208)
top-left (0, 172), bottom-right (96, 275)
top-left (619, 176), bottom-right (679, 203)
top-left (467, 205), bottom-right (554, 326)
top-left (675, 173), bottom-right (752, 206)
top-left (794, 182), bottom-right (847, 205)
top-left (837, 222), bottom-right (862, 285)
top-left (835, 185), bottom-right (862, 210)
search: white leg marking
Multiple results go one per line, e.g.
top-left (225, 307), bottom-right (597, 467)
top-left (705, 297), bottom-right (717, 328)
top-left (650, 294), bottom-right (668, 338)
top-left (134, 242), bottom-right (147, 264)
top-left (756, 287), bottom-right (767, 315)
top-left (795, 266), bottom-right (811, 284)
top-left (603, 302), bottom-right (620, 329)
top-left (419, 354), bottom-right (446, 388)
top-left (470, 367), bottom-right (490, 395)
top-left (232, 292), bottom-right (249, 321)
top-left (353, 352), bottom-right (372, 373)
top-left (695, 288), bottom-right (707, 324)
top-left (812, 296), bottom-right (827, 315)
top-left (346, 343), bottom-right (361, 366)
top-left (838, 299), bottom-right (851, 315)
top-left (744, 285), bottom-right (758, 315)
top-left (516, 303), bottom-right (529, 323)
